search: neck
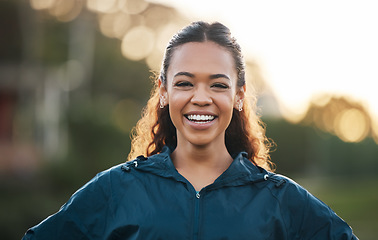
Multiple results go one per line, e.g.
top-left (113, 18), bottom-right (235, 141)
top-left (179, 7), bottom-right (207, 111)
top-left (171, 141), bottom-right (233, 191)
top-left (171, 140), bottom-right (233, 176)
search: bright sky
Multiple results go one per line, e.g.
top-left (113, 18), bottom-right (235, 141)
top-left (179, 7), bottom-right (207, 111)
top-left (150, 0), bottom-right (378, 121)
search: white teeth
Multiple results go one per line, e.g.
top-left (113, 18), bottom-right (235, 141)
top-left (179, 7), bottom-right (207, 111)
top-left (187, 115), bottom-right (215, 121)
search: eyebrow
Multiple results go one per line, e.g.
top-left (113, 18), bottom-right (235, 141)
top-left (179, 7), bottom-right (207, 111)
top-left (209, 74), bottom-right (230, 80)
top-left (174, 72), bottom-right (195, 78)
top-left (174, 72), bottom-right (230, 80)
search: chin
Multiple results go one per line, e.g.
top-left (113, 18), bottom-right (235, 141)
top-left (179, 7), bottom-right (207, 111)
top-left (187, 135), bottom-right (224, 148)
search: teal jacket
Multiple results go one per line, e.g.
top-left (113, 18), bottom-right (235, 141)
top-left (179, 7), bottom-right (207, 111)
top-left (23, 146), bottom-right (358, 239)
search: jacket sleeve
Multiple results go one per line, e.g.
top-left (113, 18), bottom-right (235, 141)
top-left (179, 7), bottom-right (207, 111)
top-left (299, 191), bottom-right (358, 240)
top-left (22, 170), bottom-right (113, 240)
top-left (283, 181), bottom-right (358, 240)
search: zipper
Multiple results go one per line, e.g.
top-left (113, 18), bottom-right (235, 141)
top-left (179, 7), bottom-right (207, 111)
top-left (193, 190), bottom-right (201, 240)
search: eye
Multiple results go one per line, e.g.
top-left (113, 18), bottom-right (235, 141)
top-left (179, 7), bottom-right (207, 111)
top-left (174, 81), bottom-right (193, 88)
top-left (211, 83), bottom-right (229, 89)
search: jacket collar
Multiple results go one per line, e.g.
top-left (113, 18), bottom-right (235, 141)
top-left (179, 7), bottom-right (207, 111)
top-left (125, 146), bottom-right (270, 190)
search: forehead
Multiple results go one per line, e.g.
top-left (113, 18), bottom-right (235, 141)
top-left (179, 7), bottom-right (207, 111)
top-left (167, 41), bottom-right (237, 80)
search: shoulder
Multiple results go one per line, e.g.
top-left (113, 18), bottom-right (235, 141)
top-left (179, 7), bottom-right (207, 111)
top-left (263, 173), bottom-right (329, 220)
top-left (265, 173), bottom-right (321, 210)
top-left (78, 163), bottom-right (131, 190)
top-left (266, 173), bottom-right (308, 196)
top-left (85, 150), bottom-right (171, 190)
top-left (67, 161), bottom-right (145, 205)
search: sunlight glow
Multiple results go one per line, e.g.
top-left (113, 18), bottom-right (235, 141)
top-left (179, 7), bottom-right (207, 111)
top-left (150, 0), bottom-right (378, 142)
top-left (28, 0), bottom-right (378, 143)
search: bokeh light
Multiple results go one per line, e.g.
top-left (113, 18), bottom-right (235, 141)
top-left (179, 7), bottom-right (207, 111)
top-left (86, 0), bottom-right (118, 13)
top-left (30, 0), bottom-right (83, 22)
top-left (302, 95), bottom-right (374, 143)
top-left (119, 0), bottom-right (149, 15)
top-left (27, 0), bottom-right (184, 78)
top-left (48, 0), bottom-right (81, 22)
top-left (334, 108), bottom-right (369, 143)
top-left (99, 11), bottom-right (131, 39)
top-left (121, 26), bottom-right (155, 61)
top-left (30, 0), bottom-right (55, 10)
top-left (146, 49), bottom-right (163, 72)
top-left (143, 5), bottom-right (174, 29)
top-left (26, 0), bottom-right (378, 145)
top-left (146, 23), bottom-right (184, 71)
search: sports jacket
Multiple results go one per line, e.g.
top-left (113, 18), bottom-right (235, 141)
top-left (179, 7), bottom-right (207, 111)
top-left (23, 146), bottom-right (358, 239)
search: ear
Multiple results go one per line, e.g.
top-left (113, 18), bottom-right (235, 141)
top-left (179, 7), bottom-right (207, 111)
top-left (234, 85), bottom-right (246, 111)
top-left (158, 79), bottom-right (168, 107)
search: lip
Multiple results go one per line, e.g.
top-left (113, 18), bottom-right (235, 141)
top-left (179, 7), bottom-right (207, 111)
top-left (183, 111), bottom-right (217, 130)
top-left (184, 111), bottom-right (217, 116)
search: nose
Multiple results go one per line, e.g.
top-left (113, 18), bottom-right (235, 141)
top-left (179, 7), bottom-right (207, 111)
top-left (191, 85), bottom-right (212, 106)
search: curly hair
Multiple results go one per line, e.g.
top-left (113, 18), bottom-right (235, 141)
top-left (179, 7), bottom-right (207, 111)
top-left (128, 21), bottom-right (274, 171)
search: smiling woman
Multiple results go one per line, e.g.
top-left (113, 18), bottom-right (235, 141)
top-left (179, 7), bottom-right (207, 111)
top-left (161, 42), bottom-right (239, 157)
top-left (129, 22), bottom-right (273, 171)
top-left (22, 21), bottom-right (358, 240)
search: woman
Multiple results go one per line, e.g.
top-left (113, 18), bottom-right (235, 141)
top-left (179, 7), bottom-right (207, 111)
top-left (23, 21), bottom-right (357, 239)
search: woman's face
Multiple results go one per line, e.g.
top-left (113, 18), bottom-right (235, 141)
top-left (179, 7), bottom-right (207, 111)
top-left (160, 41), bottom-right (244, 147)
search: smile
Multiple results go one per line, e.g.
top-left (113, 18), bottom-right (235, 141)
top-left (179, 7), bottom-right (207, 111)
top-left (185, 114), bottom-right (216, 123)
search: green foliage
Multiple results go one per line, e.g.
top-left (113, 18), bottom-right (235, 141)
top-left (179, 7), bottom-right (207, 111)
top-left (264, 118), bottom-right (378, 177)
top-left (0, 1), bottom-right (22, 62)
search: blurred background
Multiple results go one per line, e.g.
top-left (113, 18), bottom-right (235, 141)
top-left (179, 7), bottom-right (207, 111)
top-left (1, 0), bottom-right (377, 239)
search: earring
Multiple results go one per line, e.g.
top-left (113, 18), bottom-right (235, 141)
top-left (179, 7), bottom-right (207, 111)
top-left (159, 96), bottom-right (165, 108)
top-left (238, 100), bottom-right (243, 112)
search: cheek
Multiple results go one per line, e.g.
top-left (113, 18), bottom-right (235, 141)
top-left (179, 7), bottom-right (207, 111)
top-left (167, 92), bottom-right (189, 122)
top-left (168, 92), bottom-right (188, 108)
top-left (218, 94), bottom-right (235, 110)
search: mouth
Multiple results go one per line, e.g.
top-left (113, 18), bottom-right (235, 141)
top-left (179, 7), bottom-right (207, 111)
top-left (185, 114), bottom-right (217, 124)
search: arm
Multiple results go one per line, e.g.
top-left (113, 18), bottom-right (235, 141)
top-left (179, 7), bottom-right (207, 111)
top-left (22, 171), bottom-right (112, 240)
top-left (299, 191), bottom-right (358, 240)
top-left (270, 175), bottom-right (358, 240)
